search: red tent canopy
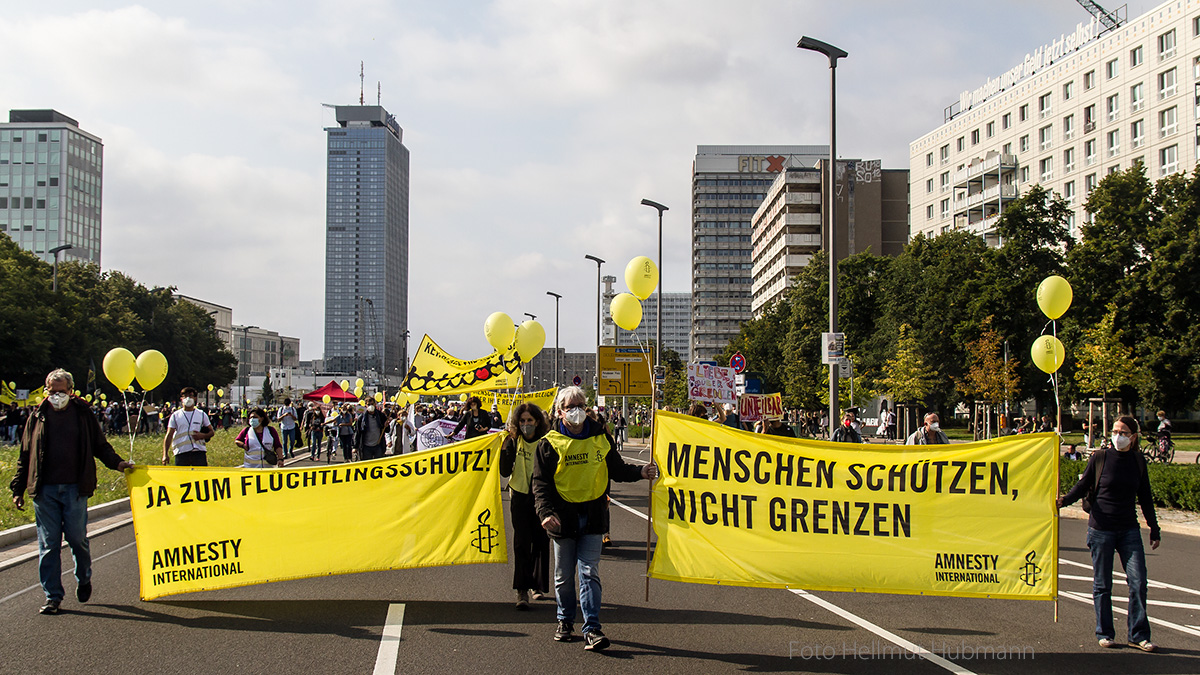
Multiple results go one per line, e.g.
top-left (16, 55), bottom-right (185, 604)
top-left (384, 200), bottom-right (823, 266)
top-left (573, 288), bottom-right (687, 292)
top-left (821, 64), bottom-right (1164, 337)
top-left (302, 381), bottom-right (359, 402)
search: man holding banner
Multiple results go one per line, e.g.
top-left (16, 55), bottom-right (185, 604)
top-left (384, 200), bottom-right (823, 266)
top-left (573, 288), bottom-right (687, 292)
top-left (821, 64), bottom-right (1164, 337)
top-left (532, 386), bottom-right (657, 651)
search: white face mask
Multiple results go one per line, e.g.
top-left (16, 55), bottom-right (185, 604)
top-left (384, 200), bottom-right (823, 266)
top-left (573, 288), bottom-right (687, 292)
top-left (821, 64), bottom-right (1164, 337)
top-left (929, 422), bottom-right (940, 431)
top-left (182, 397), bottom-right (195, 408)
top-left (249, 418), bottom-right (261, 428)
top-left (564, 408), bottom-right (587, 426)
top-left (367, 405), bottom-right (376, 413)
top-left (1112, 433), bottom-right (1131, 450)
top-left (47, 392), bottom-right (70, 411)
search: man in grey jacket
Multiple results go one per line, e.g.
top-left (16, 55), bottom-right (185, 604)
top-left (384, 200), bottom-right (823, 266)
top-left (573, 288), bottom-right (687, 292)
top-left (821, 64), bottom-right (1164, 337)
top-left (906, 413), bottom-right (951, 445)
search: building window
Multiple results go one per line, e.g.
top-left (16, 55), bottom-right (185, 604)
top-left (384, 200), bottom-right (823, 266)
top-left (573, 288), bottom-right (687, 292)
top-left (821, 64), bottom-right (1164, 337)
top-left (1085, 173), bottom-right (1097, 193)
top-left (1039, 92), bottom-right (1053, 118)
top-left (1039, 125), bottom-right (1053, 150)
top-left (1106, 58), bottom-right (1119, 79)
top-left (1063, 114), bottom-right (1075, 140)
top-left (1040, 157), bottom-right (1053, 182)
top-left (1002, 142), bottom-right (1013, 155)
top-left (1064, 180), bottom-right (1076, 205)
top-left (1019, 104), bottom-right (1030, 122)
top-left (927, 204), bottom-right (935, 220)
top-left (1107, 94), bottom-right (1121, 122)
top-left (940, 144), bottom-right (950, 162)
top-left (957, 137), bottom-right (965, 152)
top-left (1019, 166), bottom-right (1030, 183)
top-left (1064, 147), bottom-right (1075, 172)
top-left (986, 121), bottom-right (995, 138)
top-left (1019, 135), bottom-right (1030, 152)
top-left (1161, 145), bottom-right (1179, 175)
top-left (971, 129), bottom-right (980, 145)
top-left (1161, 106), bottom-right (1178, 137)
top-left (1159, 68), bottom-right (1178, 99)
top-left (1107, 129), bottom-right (1120, 156)
top-left (926, 178), bottom-right (934, 193)
top-left (1084, 104), bottom-right (1097, 131)
top-left (1063, 81), bottom-right (1075, 100)
top-left (926, 152), bottom-right (934, 167)
top-left (940, 198), bottom-right (950, 218)
top-left (1131, 83), bottom-right (1145, 111)
top-left (1002, 112), bottom-right (1012, 129)
top-left (1108, 164), bottom-right (1121, 175)
top-left (940, 171), bottom-right (950, 189)
top-left (1159, 29), bottom-right (1177, 60)
top-left (1130, 45), bottom-right (1144, 68)
top-left (1131, 119), bottom-right (1145, 148)
top-left (1085, 70), bottom-right (1096, 89)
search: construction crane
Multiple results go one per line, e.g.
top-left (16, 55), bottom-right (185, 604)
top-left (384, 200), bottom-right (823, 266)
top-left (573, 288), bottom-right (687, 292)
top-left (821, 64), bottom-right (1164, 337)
top-left (1075, 0), bottom-right (1124, 33)
top-left (358, 296), bottom-right (381, 382)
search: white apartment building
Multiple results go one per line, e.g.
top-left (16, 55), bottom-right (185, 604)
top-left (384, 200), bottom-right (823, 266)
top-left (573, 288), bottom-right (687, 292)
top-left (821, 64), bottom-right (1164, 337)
top-left (911, 2), bottom-right (1200, 243)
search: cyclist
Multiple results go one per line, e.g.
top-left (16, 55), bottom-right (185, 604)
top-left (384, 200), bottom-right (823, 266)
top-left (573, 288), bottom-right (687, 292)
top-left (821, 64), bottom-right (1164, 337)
top-left (1152, 411), bottom-right (1174, 463)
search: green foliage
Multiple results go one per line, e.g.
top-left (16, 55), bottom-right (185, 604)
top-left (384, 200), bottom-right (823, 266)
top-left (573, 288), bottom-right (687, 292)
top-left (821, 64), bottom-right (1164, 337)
top-left (960, 316), bottom-right (1021, 404)
top-left (877, 324), bottom-right (937, 404)
top-left (261, 377), bottom-right (275, 405)
top-left (0, 238), bottom-right (237, 399)
top-left (1074, 303), bottom-right (1147, 398)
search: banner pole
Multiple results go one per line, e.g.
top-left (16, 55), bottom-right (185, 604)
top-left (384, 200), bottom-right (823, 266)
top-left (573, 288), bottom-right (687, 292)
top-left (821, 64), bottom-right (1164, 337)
top-left (645, 408), bottom-right (656, 602)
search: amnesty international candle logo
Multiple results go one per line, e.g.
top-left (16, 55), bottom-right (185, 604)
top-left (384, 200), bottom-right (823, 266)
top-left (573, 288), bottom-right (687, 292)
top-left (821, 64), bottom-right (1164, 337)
top-left (1020, 550), bottom-right (1042, 587)
top-left (471, 508), bottom-right (499, 554)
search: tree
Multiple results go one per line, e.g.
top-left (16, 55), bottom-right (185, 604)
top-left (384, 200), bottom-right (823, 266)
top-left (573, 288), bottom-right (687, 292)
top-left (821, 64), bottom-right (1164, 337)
top-left (261, 377), bottom-right (275, 405)
top-left (1074, 303), bottom-right (1147, 401)
top-left (876, 324), bottom-right (937, 406)
top-left (959, 316), bottom-right (1021, 406)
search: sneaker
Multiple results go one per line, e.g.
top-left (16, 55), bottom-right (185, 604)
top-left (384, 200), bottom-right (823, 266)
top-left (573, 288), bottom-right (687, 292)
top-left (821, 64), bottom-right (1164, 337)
top-left (553, 620), bottom-right (574, 642)
top-left (583, 629), bottom-right (610, 651)
top-left (76, 581), bottom-right (92, 603)
top-left (531, 590), bottom-right (547, 601)
top-left (602, 534), bottom-right (612, 548)
top-left (515, 590), bottom-right (529, 610)
top-left (1128, 640), bottom-right (1158, 652)
top-left (1097, 638), bottom-right (1118, 648)
top-left (39, 600), bottom-right (61, 615)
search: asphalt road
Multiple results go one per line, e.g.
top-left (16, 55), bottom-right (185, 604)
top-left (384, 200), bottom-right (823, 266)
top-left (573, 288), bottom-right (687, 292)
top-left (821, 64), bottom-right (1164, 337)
top-left (2, 450), bottom-right (1199, 674)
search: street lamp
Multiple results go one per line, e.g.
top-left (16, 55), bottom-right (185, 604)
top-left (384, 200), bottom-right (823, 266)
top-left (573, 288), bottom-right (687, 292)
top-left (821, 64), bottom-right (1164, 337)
top-left (49, 244), bottom-right (73, 293)
top-left (240, 325), bottom-right (258, 406)
top-left (523, 312), bottom-right (536, 321)
top-left (798, 35), bottom-right (848, 428)
top-left (640, 199), bottom-right (668, 409)
top-left (546, 291), bottom-right (562, 386)
top-left (584, 255), bottom-right (605, 394)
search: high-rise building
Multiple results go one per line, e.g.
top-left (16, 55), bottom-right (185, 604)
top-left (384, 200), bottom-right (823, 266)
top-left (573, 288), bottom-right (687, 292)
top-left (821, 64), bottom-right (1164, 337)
top-left (911, 3), bottom-right (1200, 242)
top-left (323, 105), bottom-right (410, 384)
top-left (750, 160), bottom-right (909, 316)
top-left (691, 145), bottom-right (827, 362)
top-left (0, 110), bottom-right (102, 265)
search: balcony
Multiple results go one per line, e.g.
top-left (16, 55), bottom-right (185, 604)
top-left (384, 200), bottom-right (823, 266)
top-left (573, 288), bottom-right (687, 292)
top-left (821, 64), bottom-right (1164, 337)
top-left (952, 153), bottom-right (1019, 187)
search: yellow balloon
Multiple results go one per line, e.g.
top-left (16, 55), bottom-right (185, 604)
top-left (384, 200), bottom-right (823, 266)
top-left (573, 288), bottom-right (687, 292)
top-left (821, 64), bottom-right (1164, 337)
top-left (217, 388), bottom-right (225, 398)
top-left (207, 383), bottom-right (214, 391)
top-left (354, 386), bottom-right (363, 398)
top-left (625, 256), bottom-right (659, 301)
top-left (134, 349), bottom-right (169, 391)
top-left (409, 393), bottom-right (420, 404)
top-left (322, 394), bottom-right (332, 404)
top-left (610, 293), bottom-right (643, 331)
top-left (84, 394), bottom-right (92, 402)
top-left (340, 379), bottom-right (350, 391)
top-left (459, 393), bottom-right (468, 402)
top-left (355, 377), bottom-right (364, 389)
top-left (484, 312), bottom-right (516, 351)
top-left (374, 391), bottom-right (384, 403)
top-left (514, 320), bottom-right (546, 363)
top-left (1037, 275), bottom-right (1073, 320)
top-left (74, 389), bottom-right (80, 396)
top-left (102, 347), bottom-right (137, 390)
top-left (99, 393), bottom-right (107, 401)
top-left (1031, 335), bottom-right (1066, 373)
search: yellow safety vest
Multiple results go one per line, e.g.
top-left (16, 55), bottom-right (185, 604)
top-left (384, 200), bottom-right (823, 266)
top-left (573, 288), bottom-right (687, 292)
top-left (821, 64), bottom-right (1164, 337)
top-left (509, 435), bottom-right (539, 494)
top-left (544, 431), bottom-right (610, 503)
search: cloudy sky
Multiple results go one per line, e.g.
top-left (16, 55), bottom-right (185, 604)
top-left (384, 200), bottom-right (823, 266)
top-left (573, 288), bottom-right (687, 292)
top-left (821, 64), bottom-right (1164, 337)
top-left (2, 0), bottom-right (1165, 360)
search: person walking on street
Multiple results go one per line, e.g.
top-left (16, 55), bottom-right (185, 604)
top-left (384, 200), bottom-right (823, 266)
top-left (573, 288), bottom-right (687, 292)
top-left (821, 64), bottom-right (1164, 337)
top-left (355, 400), bottom-right (388, 461)
top-left (532, 386), bottom-right (658, 651)
top-left (906, 413), bottom-right (950, 445)
top-left (235, 407), bottom-right (284, 469)
top-left (830, 410), bottom-right (863, 444)
top-left (446, 396), bottom-right (491, 441)
top-left (500, 402), bottom-right (551, 610)
top-left (1058, 415), bottom-right (1160, 652)
top-left (277, 398), bottom-right (299, 458)
top-left (336, 404), bottom-right (355, 462)
top-left (9, 369), bottom-right (132, 615)
top-left (303, 403), bottom-right (325, 461)
top-left (161, 387), bottom-right (214, 466)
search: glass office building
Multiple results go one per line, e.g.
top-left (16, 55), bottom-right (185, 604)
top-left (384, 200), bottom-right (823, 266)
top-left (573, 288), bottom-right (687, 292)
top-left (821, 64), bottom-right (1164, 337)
top-left (0, 110), bottom-right (102, 265)
top-left (323, 105), bottom-right (410, 382)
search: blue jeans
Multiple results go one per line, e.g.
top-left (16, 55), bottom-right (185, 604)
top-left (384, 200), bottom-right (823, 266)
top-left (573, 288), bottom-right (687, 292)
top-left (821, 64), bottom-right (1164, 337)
top-left (553, 532), bottom-right (604, 633)
top-left (33, 484), bottom-right (91, 602)
top-left (1088, 527), bottom-right (1151, 642)
top-left (280, 427), bottom-right (298, 456)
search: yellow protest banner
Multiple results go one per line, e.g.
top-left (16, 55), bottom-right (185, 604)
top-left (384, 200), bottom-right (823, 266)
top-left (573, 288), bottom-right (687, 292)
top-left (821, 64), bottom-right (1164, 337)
top-left (474, 387), bottom-right (558, 425)
top-left (127, 433), bottom-right (506, 600)
top-left (401, 334), bottom-right (522, 395)
top-left (649, 411), bottom-right (1058, 600)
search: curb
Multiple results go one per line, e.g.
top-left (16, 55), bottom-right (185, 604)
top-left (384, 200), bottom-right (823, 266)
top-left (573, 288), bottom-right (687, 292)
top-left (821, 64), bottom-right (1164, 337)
top-left (0, 496), bottom-right (131, 548)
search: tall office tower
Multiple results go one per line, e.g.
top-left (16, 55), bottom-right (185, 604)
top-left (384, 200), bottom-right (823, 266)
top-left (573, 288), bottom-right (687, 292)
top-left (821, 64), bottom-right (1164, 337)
top-left (323, 105), bottom-right (410, 383)
top-left (691, 145), bottom-right (827, 362)
top-left (0, 110), bottom-right (102, 265)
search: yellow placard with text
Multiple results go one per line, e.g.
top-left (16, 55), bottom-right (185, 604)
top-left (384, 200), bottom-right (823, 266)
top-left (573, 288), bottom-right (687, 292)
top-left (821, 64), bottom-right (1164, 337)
top-left (127, 434), bottom-right (506, 600)
top-left (649, 411), bottom-right (1058, 600)
top-left (474, 387), bottom-right (558, 425)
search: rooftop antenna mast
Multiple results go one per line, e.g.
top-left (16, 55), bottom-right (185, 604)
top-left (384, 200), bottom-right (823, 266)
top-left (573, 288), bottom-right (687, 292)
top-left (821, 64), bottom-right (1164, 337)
top-left (377, 81), bottom-right (381, 105)
top-left (359, 61), bottom-right (365, 105)
top-left (1075, 0), bottom-right (1125, 33)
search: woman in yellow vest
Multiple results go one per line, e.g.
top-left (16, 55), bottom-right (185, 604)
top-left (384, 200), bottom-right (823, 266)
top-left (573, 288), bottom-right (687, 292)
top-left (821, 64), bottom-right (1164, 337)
top-left (499, 402), bottom-right (551, 610)
top-left (532, 386), bottom-right (658, 652)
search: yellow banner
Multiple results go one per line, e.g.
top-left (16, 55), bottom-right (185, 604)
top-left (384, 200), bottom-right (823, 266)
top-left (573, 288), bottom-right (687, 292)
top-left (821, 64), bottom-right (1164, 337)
top-left (401, 334), bottom-right (522, 395)
top-left (127, 434), bottom-right (506, 600)
top-left (474, 387), bottom-right (558, 425)
top-left (649, 411), bottom-right (1058, 600)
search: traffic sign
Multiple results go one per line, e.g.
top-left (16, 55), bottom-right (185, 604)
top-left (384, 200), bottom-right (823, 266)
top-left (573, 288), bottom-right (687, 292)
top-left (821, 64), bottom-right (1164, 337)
top-left (730, 352), bottom-right (746, 373)
top-left (598, 346), bottom-right (653, 396)
top-left (572, 375), bottom-right (582, 387)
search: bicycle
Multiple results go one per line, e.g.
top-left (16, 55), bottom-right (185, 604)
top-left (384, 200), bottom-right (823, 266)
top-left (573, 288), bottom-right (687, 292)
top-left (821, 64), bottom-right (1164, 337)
top-left (1143, 434), bottom-right (1175, 463)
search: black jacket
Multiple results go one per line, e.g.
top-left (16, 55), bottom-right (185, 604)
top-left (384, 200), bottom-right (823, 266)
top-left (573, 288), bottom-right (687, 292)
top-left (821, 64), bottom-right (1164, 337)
top-left (531, 418), bottom-right (644, 540)
top-left (11, 398), bottom-right (124, 499)
top-left (452, 409), bottom-right (492, 439)
top-left (354, 409), bottom-right (389, 448)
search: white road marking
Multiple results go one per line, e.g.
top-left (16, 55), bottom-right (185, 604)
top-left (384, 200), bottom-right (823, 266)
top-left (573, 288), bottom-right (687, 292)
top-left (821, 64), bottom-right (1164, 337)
top-left (1060, 573), bottom-right (1200, 609)
top-left (1060, 557), bottom-right (1200, 596)
top-left (610, 497), bottom-right (976, 674)
top-left (0, 540), bottom-right (137, 605)
top-left (372, 602), bottom-right (406, 675)
top-left (1058, 589), bottom-right (1200, 639)
top-left (0, 515), bottom-right (134, 572)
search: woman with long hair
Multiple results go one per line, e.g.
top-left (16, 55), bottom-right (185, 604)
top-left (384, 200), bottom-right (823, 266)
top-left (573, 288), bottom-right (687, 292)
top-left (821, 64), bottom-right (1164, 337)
top-left (499, 402), bottom-right (551, 609)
